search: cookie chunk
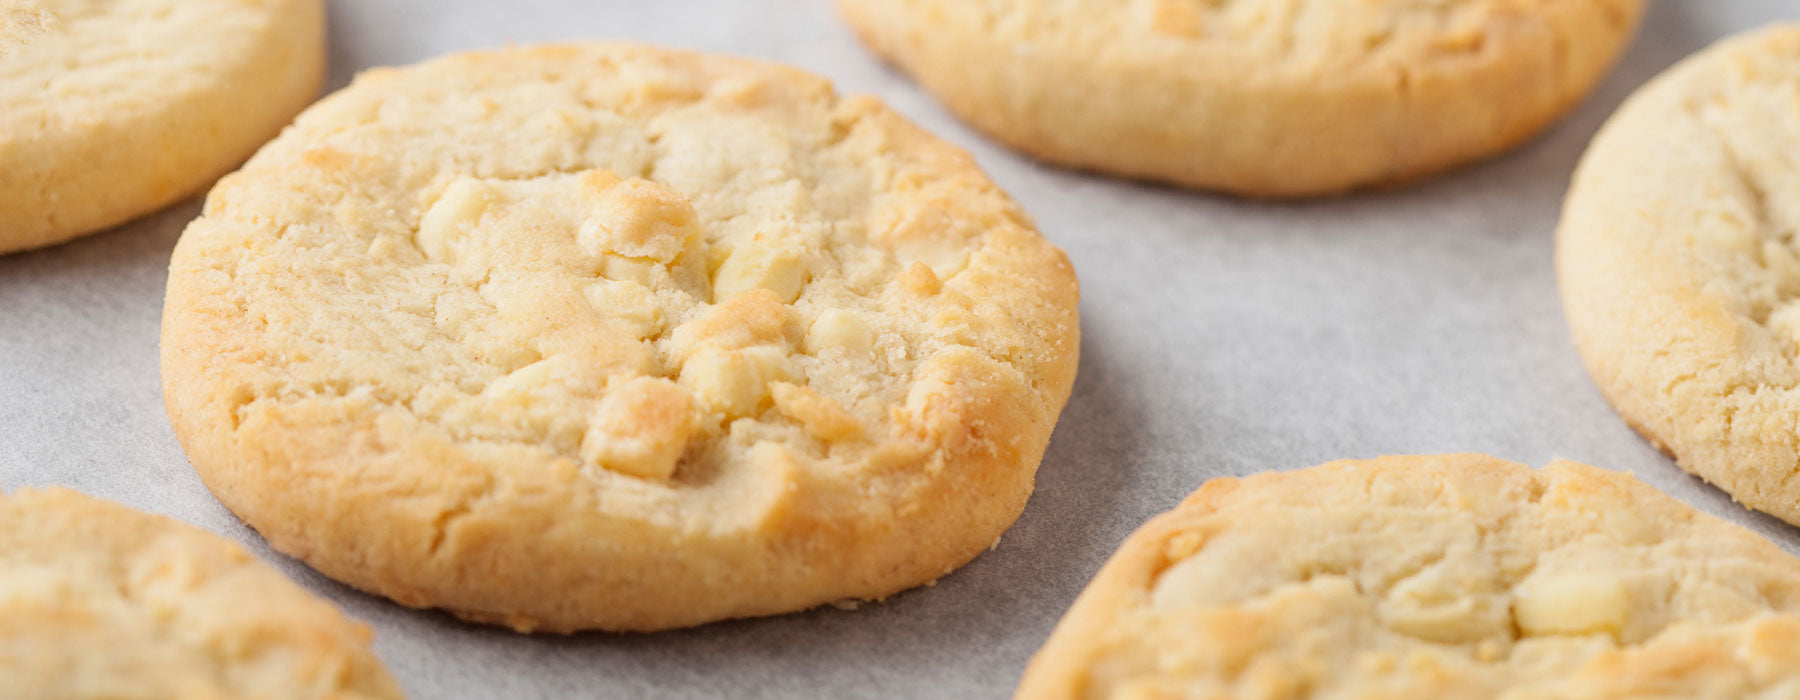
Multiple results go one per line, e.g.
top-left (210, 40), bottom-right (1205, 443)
top-left (160, 43), bottom-right (1081, 632)
top-left (0, 488), bottom-right (399, 700)
top-left (840, 0), bottom-right (1644, 196)
top-left (0, 0), bottom-right (324, 254)
top-left (1559, 25), bottom-right (1800, 526)
top-left (1018, 454), bottom-right (1800, 699)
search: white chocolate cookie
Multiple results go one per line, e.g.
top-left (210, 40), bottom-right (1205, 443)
top-left (0, 0), bottom-right (324, 253)
top-left (840, 0), bottom-right (1644, 196)
top-left (1559, 25), bottom-right (1800, 526)
top-left (161, 43), bottom-right (1081, 632)
top-left (0, 488), bottom-right (399, 700)
top-left (1019, 455), bottom-right (1800, 699)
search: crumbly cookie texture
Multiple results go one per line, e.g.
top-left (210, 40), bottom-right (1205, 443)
top-left (161, 43), bottom-right (1080, 632)
top-left (1559, 25), bottom-right (1800, 526)
top-left (0, 488), bottom-right (400, 700)
top-left (838, 0), bottom-right (1644, 197)
top-left (0, 0), bottom-right (324, 253)
top-left (1017, 454), bottom-right (1800, 699)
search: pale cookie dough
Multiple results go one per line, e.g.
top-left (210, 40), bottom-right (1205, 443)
top-left (838, 0), bottom-right (1645, 197)
top-left (161, 43), bottom-right (1080, 633)
top-left (0, 488), bottom-right (400, 700)
top-left (0, 0), bottom-right (324, 254)
top-left (1017, 454), bottom-right (1800, 699)
top-left (1559, 25), bottom-right (1800, 527)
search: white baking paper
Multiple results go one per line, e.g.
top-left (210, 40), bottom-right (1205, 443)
top-left (3, 2), bottom-right (1796, 697)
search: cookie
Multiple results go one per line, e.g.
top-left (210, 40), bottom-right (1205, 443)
top-left (1017, 454), bottom-right (1800, 699)
top-left (838, 0), bottom-right (1645, 197)
top-left (160, 43), bottom-right (1081, 632)
top-left (0, 487), bottom-right (400, 699)
top-left (0, 0), bottom-right (324, 254)
top-left (1558, 25), bottom-right (1800, 526)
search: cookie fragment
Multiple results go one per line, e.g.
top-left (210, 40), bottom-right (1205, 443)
top-left (0, 488), bottom-right (400, 700)
top-left (1558, 24), bottom-right (1800, 526)
top-left (840, 0), bottom-right (1644, 196)
top-left (1018, 454), bottom-right (1800, 699)
top-left (0, 0), bottom-right (324, 253)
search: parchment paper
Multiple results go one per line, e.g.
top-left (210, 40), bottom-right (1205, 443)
top-left (4, 2), bottom-right (1796, 697)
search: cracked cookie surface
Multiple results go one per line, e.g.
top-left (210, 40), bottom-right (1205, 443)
top-left (838, 0), bottom-right (1644, 197)
top-left (0, 488), bottom-right (399, 700)
top-left (0, 0), bottom-right (324, 253)
top-left (1559, 25), bottom-right (1800, 527)
top-left (1017, 454), bottom-right (1800, 699)
top-left (160, 43), bottom-right (1080, 632)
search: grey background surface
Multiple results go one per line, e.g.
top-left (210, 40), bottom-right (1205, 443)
top-left (2, 2), bottom-right (1797, 697)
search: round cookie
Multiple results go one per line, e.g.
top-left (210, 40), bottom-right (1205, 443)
top-left (0, 0), bottom-right (324, 254)
top-left (0, 487), bottom-right (399, 700)
top-left (1559, 25), bottom-right (1800, 526)
top-left (1017, 454), bottom-right (1800, 699)
top-left (838, 0), bottom-right (1645, 197)
top-left (161, 43), bottom-right (1081, 632)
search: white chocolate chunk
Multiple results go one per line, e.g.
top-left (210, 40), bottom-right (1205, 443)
top-left (875, 197), bottom-right (976, 279)
top-left (1768, 301), bottom-right (1800, 355)
top-left (897, 241), bottom-right (968, 281)
top-left (584, 280), bottom-right (661, 338)
top-left (578, 178), bottom-right (698, 262)
top-left (680, 345), bottom-right (790, 418)
top-left (580, 377), bottom-right (695, 480)
top-left (1763, 239), bottom-right (1800, 286)
top-left (1381, 565), bottom-right (1508, 644)
top-left (805, 309), bottom-right (874, 355)
top-left (417, 178), bottom-right (494, 262)
top-left (903, 373), bottom-right (955, 424)
top-left (713, 240), bottom-right (804, 303)
top-left (1513, 573), bottom-right (1630, 638)
top-left (669, 289), bottom-right (790, 359)
top-left (1600, 508), bottom-right (1660, 546)
top-left (771, 382), bottom-right (863, 441)
top-left (482, 358), bottom-right (555, 408)
top-left (1140, 0), bottom-right (1203, 38)
top-left (600, 254), bottom-right (660, 287)
top-left (899, 261), bottom-right (941, 296)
